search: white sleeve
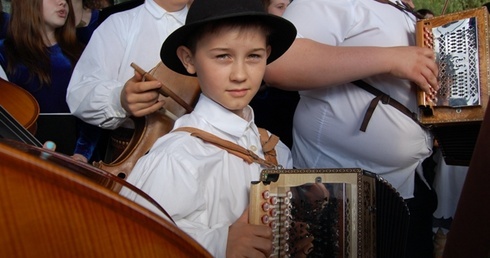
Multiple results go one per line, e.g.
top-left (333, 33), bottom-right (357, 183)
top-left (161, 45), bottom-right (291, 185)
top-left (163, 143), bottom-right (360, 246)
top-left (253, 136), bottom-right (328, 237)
top-left (119, 146), bottom-right (228, 257)
top-left (284, 0), bottom-right (359, 45)
top-left (0, 65), bottom-right (7, 81)
top-left (66, 15), bottom-right (130, 129)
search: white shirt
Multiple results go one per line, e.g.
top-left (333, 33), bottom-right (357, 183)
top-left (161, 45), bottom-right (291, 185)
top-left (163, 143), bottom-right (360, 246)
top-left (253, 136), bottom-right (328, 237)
top-left (120, 94), bottom-right (293, 257)
top-left (66, 1), bottom-right (187, 129)
top-left (283, 0), bottom-right (433, 199)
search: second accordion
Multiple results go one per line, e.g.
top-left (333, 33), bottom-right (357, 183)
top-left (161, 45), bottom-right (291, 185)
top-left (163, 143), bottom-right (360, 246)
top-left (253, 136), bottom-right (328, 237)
top-left (416, 7), bottom-right (490, 165)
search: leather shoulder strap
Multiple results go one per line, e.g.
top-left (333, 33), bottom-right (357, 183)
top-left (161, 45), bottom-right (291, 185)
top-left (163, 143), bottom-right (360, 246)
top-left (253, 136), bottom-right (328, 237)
top-left (173, 127), bottom-right (279, 168)
top-left (258, 128), bottom-right (279, 166)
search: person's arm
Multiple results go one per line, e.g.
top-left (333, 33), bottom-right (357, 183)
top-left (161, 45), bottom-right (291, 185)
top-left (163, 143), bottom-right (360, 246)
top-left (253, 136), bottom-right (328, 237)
top-left (264, 38), bottom-right (439, 94)
top-left (66, 13), bottom-right (164, 129)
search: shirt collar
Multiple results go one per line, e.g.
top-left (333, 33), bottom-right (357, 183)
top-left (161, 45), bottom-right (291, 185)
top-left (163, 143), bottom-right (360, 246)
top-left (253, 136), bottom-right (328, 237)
top-left (145, 0), bottom-right (188, 23)
top-left (193, 94), bottom-right (257, 139)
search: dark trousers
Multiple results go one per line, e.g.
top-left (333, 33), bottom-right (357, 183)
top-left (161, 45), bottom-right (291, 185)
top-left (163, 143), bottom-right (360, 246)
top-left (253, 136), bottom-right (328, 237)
top-left (404, 172), bottom-right (438, 258)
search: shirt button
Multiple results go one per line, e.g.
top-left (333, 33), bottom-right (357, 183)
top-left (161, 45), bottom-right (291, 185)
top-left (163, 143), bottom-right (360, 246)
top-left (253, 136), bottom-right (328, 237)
top-left (250, 145), bottom-right (257, 152)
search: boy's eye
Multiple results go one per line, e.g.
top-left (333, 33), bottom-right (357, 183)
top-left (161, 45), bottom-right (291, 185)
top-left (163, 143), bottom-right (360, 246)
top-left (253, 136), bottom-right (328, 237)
top-left (248, 53), bottom-right (263, 60)
top-left (216, 54), bottom-right (230, 59)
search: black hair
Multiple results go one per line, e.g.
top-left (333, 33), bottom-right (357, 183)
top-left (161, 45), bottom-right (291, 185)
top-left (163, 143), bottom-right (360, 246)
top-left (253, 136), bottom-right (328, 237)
top-left (417, 8), bottom-right (435, 18)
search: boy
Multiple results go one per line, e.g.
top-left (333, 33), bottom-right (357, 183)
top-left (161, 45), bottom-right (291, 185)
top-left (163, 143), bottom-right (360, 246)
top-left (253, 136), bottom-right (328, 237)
top-left (119, 0), bottom-right (296, 256)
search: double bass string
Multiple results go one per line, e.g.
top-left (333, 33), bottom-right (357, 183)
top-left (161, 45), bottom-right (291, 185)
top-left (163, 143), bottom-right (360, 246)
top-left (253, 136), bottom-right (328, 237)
top-left (0, 105), bottom-right (42, 147)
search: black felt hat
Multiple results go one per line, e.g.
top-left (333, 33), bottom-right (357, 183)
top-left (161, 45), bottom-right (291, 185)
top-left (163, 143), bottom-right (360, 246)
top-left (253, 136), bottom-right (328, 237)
top-left (160, 0), bottom-right (297, 76)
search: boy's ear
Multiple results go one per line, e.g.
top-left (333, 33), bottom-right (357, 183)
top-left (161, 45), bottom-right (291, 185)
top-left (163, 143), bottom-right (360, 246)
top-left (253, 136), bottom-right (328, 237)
top-left (176, 46), bottom-right (196, 75)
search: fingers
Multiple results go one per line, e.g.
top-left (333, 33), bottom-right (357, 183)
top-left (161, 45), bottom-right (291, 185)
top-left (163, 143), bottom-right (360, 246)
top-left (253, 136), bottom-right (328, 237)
top-left (227, 224), bottom-right (272, 257)
top-left (390, 46), bottom-right (439, 96)
top-left (227, 207), bottom-right (273, 257)
top-left (71, 153), bottom-right (88, 163)
top-left (413, 49), bottom-right (439, 98)
top-left (121, 72), bottom-right (164, 117)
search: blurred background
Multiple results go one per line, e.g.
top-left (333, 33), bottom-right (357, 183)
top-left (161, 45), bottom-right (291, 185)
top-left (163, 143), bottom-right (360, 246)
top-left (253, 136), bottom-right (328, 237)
top-left (414, 0), bottom-right (488, 15)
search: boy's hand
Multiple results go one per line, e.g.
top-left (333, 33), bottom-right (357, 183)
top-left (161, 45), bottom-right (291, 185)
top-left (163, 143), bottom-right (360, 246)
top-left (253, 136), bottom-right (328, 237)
top-left (226, 208), bottom-right (273, 258)
top-left (120, 71), bottom-right (165, 117)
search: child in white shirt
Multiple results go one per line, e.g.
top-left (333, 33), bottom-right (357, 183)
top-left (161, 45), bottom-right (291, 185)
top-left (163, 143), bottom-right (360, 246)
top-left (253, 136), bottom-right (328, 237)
top-left (120, 0), bottom-right (296, 256)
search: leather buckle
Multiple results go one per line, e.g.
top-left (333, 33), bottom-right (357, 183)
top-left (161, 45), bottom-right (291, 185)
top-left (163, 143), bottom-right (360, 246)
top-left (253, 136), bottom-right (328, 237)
top-left (381, 94), bottom-right (391, 105)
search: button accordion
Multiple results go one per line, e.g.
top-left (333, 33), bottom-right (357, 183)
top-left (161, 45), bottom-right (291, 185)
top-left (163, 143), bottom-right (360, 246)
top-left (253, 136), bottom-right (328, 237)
top-left (416, 7), bottom-right (490, 165)
top-left (249, 168), bottom-right (409, 257)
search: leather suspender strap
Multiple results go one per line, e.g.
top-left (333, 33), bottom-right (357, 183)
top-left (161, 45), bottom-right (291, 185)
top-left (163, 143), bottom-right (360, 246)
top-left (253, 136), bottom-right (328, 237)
top-left (173, 127), bottom-right (279, 168)
top-left (258, 128), bottom-right (279, 166)
top-left (352, 80), bottom-right (420, 132)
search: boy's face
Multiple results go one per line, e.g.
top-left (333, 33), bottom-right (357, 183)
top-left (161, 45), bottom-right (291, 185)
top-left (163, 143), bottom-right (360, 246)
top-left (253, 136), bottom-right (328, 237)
top-left (177, 25), bottom-right (271, 118)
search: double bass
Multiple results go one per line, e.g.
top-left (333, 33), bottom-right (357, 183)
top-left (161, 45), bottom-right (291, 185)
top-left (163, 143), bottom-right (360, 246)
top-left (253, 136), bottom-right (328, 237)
top-left (0, 76), bottom-right (210, 257)
top-left (0, 138), bottom-right (211, 257)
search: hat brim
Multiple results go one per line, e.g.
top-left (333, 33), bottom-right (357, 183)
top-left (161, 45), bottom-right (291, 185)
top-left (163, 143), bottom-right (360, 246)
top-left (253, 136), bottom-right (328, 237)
top-left (160, 12), bottom-right (297, 76)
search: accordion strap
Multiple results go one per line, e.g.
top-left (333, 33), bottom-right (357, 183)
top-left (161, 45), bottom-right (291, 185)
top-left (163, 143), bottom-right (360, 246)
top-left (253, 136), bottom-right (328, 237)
top-left (352, 80), bottom-right (421, 132)
top-left (173, 127), bottom-right (279, 168)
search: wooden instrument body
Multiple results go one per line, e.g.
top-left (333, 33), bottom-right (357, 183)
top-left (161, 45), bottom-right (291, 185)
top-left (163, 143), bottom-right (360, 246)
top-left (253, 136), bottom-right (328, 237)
top-left (416, 7), bottom-right (490, 165)
top-left (249, 168), bottom-right (409, 258)
top-left (0, 78), bottom-right (39, 134)
top-left (0, 138), bottom-right (211, 258)
top-left (94, 62), bottom-right (200, 189)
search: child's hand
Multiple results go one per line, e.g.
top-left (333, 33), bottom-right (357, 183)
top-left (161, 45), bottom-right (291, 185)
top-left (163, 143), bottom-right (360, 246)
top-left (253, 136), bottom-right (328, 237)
top-left (226, 207), bottom-right (272, 258)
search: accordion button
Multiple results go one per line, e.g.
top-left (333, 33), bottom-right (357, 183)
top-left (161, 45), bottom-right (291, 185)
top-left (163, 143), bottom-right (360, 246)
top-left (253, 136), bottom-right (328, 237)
top-left (284, 232), bottom-right (290, 241)
top-left (262, 202), bottom-right (270, 212)
top-left (270, 221), bottom-right (277, 229)
top-left (261, 215), bottom-right (269, 224)
top-left (283, 220), bottom-right (290, 228)
top-left (262, 190), bottom-right (270, 200)
top-left (270, 208), bottom-right (277, 217)
top-left (270, 196), bottom-right (278, 205)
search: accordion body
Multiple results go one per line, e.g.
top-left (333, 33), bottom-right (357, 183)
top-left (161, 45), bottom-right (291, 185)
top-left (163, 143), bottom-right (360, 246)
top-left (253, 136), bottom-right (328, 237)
top-left (416, 7), bottom-right (490, 165)
top-left (249, 168), bottom-right (409, 257)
